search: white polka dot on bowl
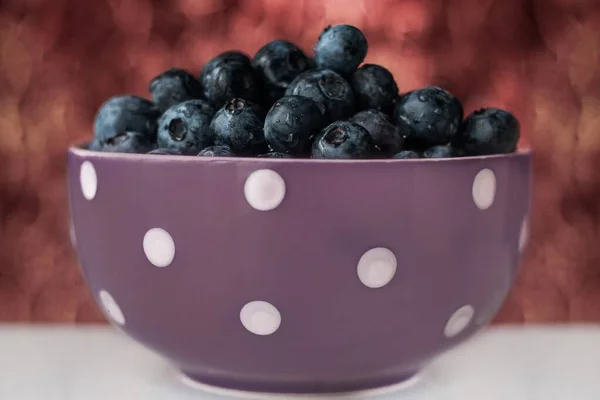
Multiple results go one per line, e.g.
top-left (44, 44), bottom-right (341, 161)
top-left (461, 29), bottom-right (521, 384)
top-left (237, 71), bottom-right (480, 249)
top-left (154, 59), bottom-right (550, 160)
top-left (99, 290), bottom-right (125, 326)
top-left (519, 216), bottom-right (529, 252)
top-left (357, 247), bottom-right (397, 288)
top-left (143, 228), bottom-right (175, 268)
top-left (80, 161), bottom-right (98, 200)
top-left (69, 223), bottom-right (76, 247)
top-left (444, 305), bottom-right (474, 338)
top-left (472, 168), bottom-right (496, 210)
top-left (244, 169), bottom-right (286, 211)
top-left (240, 301), bottom-right (281, 336)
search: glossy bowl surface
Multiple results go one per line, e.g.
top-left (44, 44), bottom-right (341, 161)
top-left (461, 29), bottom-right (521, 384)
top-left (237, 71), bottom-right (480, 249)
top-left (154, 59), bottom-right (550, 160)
top-left (67, 147), bottom-right (531, 395)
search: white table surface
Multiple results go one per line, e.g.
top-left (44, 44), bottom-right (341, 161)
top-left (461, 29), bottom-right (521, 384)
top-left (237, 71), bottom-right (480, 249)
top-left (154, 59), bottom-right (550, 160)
top-left (1, 325), bottom-right (599, 400)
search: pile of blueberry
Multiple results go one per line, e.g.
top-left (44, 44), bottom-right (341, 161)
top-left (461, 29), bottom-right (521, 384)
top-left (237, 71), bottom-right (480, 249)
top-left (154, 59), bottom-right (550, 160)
top-left (90, 24), bottom-right (520, 159)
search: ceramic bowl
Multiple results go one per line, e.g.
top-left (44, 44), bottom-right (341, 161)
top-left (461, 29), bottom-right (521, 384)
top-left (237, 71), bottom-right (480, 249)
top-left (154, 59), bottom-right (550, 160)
top-left (67, 145), bottom-right (531, 396)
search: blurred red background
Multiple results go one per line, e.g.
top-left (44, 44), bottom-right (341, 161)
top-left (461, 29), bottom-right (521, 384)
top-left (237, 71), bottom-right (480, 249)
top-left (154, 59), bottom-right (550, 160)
top-left (1, 0), bottom-right (600, 322)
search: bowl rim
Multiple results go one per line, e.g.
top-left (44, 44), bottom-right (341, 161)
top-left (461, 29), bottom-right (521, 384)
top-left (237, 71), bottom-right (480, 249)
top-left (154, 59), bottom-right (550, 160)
top-left (68, 141), bottom-right (532, 164)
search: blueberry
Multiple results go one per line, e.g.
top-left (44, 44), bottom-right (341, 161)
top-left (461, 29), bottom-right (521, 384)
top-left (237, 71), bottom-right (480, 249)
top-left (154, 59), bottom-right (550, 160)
top-left (351, 64), bottom-right (399, 114)
top-left (197, 145), bottom-right (235, 157)
top-left (87, 139), bottom-right (102, 151)
top-left (199, 51), bottom-right (260, 107)
top-left (392, 150), bottom-right (421, 159)
top-left (211, 98), bottom-right (267, 155)
top-left (394, 86), bottom-right (463, 148)
top-left (207, 50), bottom-right (251, 65)
top-left (92, 132), bottom-right (155, 154)
top-left (452, 108), bottom-right (520, 155)
top-left (351, 110), bottom-right (404, 155)
top-left (258, 152), bottom-right (294, 158)
top-left (423, 145), bottom-right (454, 159)
top-left (93, 95), bottom-right (160, 143)
top-left (264, 95), bottom-right (326, 155)
top-left (252, 41), bottom-right (310, 105)
top-left (285, 69), bottom-right (355, 123)
top-left (157, 99), bottom-right (215, 154)
top-left (147, 148), bottom-right (185, 155)
top-left (314, 24), bottom-right (368, 76)
top-left (149, 68), bottom-right (203, 112)
top-left (311, 120), bottom-right (378, 159)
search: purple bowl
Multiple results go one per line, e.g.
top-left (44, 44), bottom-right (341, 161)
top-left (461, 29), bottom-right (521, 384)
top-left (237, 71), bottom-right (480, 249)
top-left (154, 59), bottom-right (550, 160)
top-left (67, 146), bottom-right (531, 396)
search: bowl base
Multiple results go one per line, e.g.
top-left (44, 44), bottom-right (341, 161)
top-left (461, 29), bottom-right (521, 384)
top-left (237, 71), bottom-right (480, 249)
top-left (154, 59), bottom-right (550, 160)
top-left (178, 371), bottom-right (421, 399)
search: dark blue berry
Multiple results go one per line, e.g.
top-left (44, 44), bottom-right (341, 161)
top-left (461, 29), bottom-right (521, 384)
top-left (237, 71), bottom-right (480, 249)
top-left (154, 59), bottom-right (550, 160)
top-left (149, 68), bottom-right (203, 112)
top-left (252, 41), bottom-right (310, 106)
top-left (452, 108), bottom-right (520, 155)
top-left (207, 51), bottom-right (251, 65)
top-left (314, 24), bottom-right (368, 76)
top-left (93, 95), bottom-right (160, 143)
top-left (423, 145), bottom-right (454, 159)
top-left (211, 98), bottom-right (267, 155)
top-left (87, 139), bottom-right (102, 151)
top-left (92, 132), bottom-right (155, 154)
top-left (264, 95), bottom-right (326, 155)
top-left (311, 120), bottom-right (378, 159)
top-left (351, 64), bottom-right (399, 114)
top-left (394, 86), bottom-right (463, 148)
top-left (258, 152), bottom-right (294, 158)
top-left (157, 99), bottom-right (215, 154)
top-left (392, 150), bottom-right (421, 159)
top-left (147, 148), bottom-right (185, 155)
top-left (197, 145), bottom-right (235, 157)
top-left (351, 110), bottom-right (404, 155)
top-left (285, 69), bottom-right (355, 123)
top-left (452, 147), bottom-right (467, 158)
top-left (199, 51), bottom-right (260, 107)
